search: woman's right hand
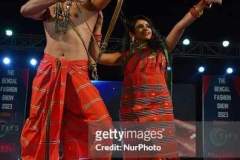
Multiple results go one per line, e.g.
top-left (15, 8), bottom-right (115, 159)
top-left (203, 0), bottom-right (222, 8)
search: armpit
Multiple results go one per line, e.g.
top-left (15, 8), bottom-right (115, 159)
top-left (80, 0), bottom-right (101, 11)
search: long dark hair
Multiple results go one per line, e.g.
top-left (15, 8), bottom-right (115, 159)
top-left (121, 15), bottom-right (166, 52)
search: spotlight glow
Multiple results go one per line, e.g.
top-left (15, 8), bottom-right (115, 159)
top-left (226, 67), bottom-right (233, 74)
top-left (198, 66), bottom-right (205, 73)
top-left (183, 38), bottom-right (190, 46)
top-left (222, 40), bottom-right (230, 48)
top-left (3, 57), bottom-right (11, 65)
top-left (167, 66), bottom-right (172, 71)
top-left (5, 29), bottom-right (13, 37)
top-left (30, 58), bottom-right (38, 66)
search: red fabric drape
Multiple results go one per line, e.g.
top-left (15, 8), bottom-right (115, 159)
top-left (20, 54), bottom-right (112, 160)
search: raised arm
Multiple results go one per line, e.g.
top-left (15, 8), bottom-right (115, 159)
top-left (82, 0), bottom-right (111, 11)
top-left (90, 38), bottom-right (122, 65)
top-left (90, 12), bottom-right (122, 65)
top-left (166, 0), bottom-right (221, 52)
top-left (20, 0), bottom-right (56, 20)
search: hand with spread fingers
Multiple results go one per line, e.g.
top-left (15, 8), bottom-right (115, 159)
top-left (203, 0), bottom-right (222, 8)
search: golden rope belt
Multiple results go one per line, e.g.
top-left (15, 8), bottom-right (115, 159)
top-left (71, 0), bottom-right (124, 80)
top-left (101, 0), bottom-right (124, 52)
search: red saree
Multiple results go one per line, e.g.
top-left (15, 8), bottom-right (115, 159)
top-left (120, 48), bottom-right (178, 159)
top-left (20, 54), bottom-right (112, 160)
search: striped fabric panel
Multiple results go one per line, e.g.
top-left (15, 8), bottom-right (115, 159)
top-left (121, 123), bottom-right (176, 143)
top-left (68, 66), bottom-right (88, 75)
top-left (150, 135), bottom-right (176, 143)
top-left (135, 108), bottom-right (173, 117)
top-left (120, 122), bottom-right (175, 131)
top-left (119, 113), bottom-right (137, 120)
top-left (146, 121), bottom-right (175, 128)
top-left (123, 84), bottom-right (167, 93)
top-left (32, 86), bottom-right (48, 93)
top-left (76, 82), bottom-right (92, 93)
top-left (123, 135), bottom-right (176, 144)
top-left (122, 95), bottom-right (171, 106)
top-left (82, 97), bottom-right (103, 111)
top-left (95, 114), bottom-right (111, 122)
top-left (120, 107), bottom-right (173, 119)
top-left (36, 68), bottom-right (51, 75)
top-left (148, 125), bottom-right (176, 143)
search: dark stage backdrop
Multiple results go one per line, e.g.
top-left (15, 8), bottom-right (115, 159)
top-left (202, 75), bottom-right (240, 158)
top-left (0, 68), bottom-right (29, 159)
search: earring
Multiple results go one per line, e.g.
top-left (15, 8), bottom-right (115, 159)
top-left (130, 36), bottom-right (135, 54)
top-left (131, 36), bottom-right (135, 43)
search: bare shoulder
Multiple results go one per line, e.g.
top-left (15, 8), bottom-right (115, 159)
top-left (41, 6), bottom-right (55, 22)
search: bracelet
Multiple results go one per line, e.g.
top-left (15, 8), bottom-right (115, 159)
top-left (94, 34), bottom-right (102, 37)
top-left (94, 34), bottom-right (102, 43)
top-left (189, 5), bottom-right (203, 18)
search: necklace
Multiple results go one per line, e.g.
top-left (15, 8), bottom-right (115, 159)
top-left (55, 0), bottom-right (73, 33)
top-left (135, 42), bottom-right (148, 50)
top-left (135, 42), bottom-right (158, 58)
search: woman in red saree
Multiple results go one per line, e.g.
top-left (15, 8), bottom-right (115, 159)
top-left (92, 0), bottom-right (221, 159)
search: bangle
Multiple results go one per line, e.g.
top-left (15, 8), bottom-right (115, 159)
top-left (94, 34), bottom-right (102, 42)
top-left (189, 5), bottom-right (203, 18)
top-left (94, 34), bottom-right (102, 37)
